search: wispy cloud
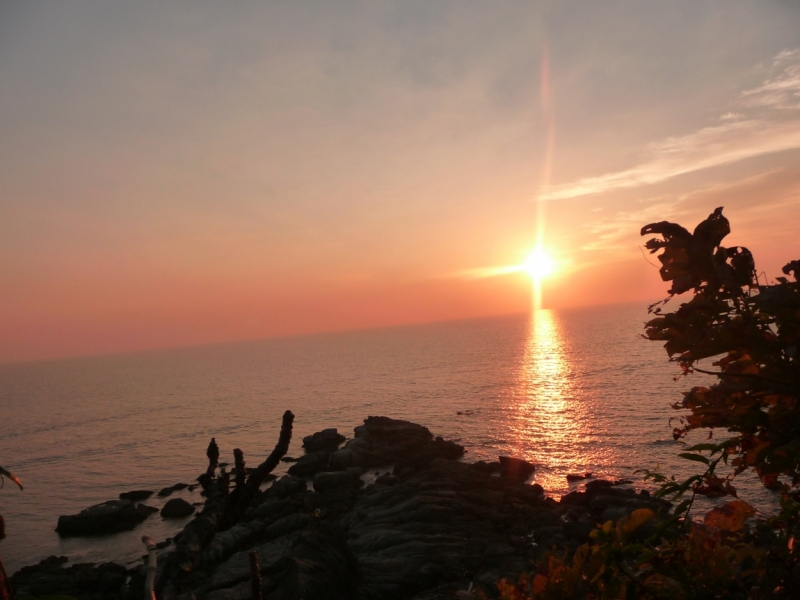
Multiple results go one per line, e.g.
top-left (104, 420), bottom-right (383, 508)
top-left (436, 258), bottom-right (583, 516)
top-left (456, 265), bottom-right (525, 279)
top-left (542, 49), bottom-right (800, 201)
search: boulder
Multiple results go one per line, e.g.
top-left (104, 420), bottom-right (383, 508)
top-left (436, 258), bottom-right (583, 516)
top-left (312, 468), bottom-right (364, 494)
top-left (11, 557), bottom-right (128, 598)
top-left (302, 428), bottom-right (346, 452)
top-left (119, 489), bottom-right (153, 501)
top-left (56, 500), bottom-right (146, 537)
top-left (471, 460), bottom-right (502, 473)
top-left (287, 451), bottom-right (329, 477)
top-left (161, 497), bottom-right (196, 519)
top-left (136, 504), bottom-right (159, 517)
top-left (269, 475), bottom-right (308, 498)
top-left (499, 456), bottom-right (536, 479)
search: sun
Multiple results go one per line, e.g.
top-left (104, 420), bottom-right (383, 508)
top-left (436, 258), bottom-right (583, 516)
top-left (523, 247), bottom-right (555, 280)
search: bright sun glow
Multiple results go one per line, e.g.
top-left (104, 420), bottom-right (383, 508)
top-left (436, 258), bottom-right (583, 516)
top-left (523, 248), bottom-right (555, 280)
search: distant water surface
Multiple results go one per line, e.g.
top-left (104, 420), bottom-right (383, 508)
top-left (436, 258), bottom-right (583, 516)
top-left (0, 303), bottom-right (777, 572)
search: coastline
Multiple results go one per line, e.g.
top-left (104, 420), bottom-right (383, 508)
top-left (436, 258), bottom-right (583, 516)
top-left (7, 416), bottom-right (667, 600)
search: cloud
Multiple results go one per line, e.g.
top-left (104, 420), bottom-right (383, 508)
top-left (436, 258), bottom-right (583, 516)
top-left (541, 49), bottom-right (800, 201)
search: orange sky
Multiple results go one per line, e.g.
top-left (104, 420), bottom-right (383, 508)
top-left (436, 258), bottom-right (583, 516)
top-left (1, 2), bottom-right (799, 363)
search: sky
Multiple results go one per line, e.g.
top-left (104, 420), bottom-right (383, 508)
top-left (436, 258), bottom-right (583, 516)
top-left (1, 1), bottom-right (799, 363)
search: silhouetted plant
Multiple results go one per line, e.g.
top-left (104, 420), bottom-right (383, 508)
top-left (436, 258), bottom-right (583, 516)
top-left (488, 208), bottom-right (800, 598)
top-left (0, 465), bottom-right (23, 600)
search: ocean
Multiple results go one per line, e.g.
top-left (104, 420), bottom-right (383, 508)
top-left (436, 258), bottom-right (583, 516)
top-left (0, 303), bottom-right (777, 573)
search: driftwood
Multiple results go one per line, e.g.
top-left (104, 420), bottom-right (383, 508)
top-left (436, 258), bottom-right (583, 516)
top-left (141, 536), bottom-right (157, 600)
top-left (155, 411), bottom-right (294, 600)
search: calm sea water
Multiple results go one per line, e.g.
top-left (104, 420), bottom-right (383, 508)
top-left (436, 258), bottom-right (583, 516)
top-left (0, 303), bottom-right (777, 573)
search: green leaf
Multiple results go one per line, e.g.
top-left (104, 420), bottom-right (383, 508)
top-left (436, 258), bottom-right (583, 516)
top-left (673, 499), bottom-right (692, 516)
top-left (678, 453), bottom-right (709, 465)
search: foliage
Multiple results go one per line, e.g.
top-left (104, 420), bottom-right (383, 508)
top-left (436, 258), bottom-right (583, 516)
top-left (641, 206), bottom-right (800, 491)
top-left (488, 208), bottom-right (800, 598)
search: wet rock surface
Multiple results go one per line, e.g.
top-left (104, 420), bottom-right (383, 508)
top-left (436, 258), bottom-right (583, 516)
top-left (302, 428), bottom-right (346, 452)
top-left (158, 482), bottom-right (190, 498)
top-left (119, 489), bottom-right (153, 501)
top-left (11, 556), bottom-right (128, 599)
top-left (18, 417), bottom-right (670, 600)
top-left (55, 500), bottom-right (148, 537)
top-left (161, 497), bottom-right (196, 519)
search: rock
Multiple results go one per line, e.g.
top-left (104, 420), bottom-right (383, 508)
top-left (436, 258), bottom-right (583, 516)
top-left (11, 556), bottom-right (128, 599)
top-left (136, 504), bottom-right (159, 517)
top-left (56, 500), bottom-right (146, 537)
top-left (157, 482), bottom-right (190, 497)
top-left (247, 498), bottom-right (302, 522)
top-left (471, 460), bottom-right (502, 473)
top-left (585, 479), bottom-right (615, 492)
top-left (499, 456), bottom-right (536, 479)
top-left (287, 451), bottom-right (329, 477)
top-left (329, 416), bottom-right (465, 471)
top-left (313, 468), bottom-right (363, 494)
top-left (161, 497), bottom-right (196, 519)
top-left (270, 475), bottom-right (308, 498)
top-left (264, 513), bottom-right (312, 539)
top-left (566, 473), bottom-right (592, 481)
top-left (303, 428), bottom-right (347, 452)
top-left (119, 489), bottom-right (153, 501)
top-left (560, 490), bottom-right (589, 506)
top-left (198, 521), bottom-right (266, 568)
top-left (375, 474), bottom-right (397, 486)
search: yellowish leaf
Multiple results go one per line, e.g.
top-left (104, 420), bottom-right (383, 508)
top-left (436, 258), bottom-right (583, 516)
top-left (703, 500), bottom-right (755, 532)
top-left (620, 508), bottom-right (656, 534)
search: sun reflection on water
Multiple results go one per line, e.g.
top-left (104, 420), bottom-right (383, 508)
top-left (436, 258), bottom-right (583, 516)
top-left (508, 308), bottom-right (589, 493)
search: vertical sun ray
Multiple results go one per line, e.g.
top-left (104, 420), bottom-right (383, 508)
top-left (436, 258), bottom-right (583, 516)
top-left (534, 40), bottom-right (555, 313)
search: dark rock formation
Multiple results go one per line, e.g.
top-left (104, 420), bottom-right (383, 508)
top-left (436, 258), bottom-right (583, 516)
top-left (161, 497), bottom-right (196, 519)
top-left (313, 468), bottom-right (363, 494)
top-left (329, 417), bottom-right (465, 471)
top-left (303, 428), bottom-right (347, 453)
top-left (119, 489), bottom-right (153, 501)
top-left (137, 504), bottom-right (159, 516)
top-left (498, 456), bottom-right (536, 480)
top-left (157, 482), bottom-right (190, 498)
top-left (55, 500), bottom-right (147, 537)
top-left (471, 460), bottom-right (501, 474)
top-left (287, 451), bottom-right (329, 478)
top-left (24, 417), bottom-right (673, 600)
top-left (11, 556), bottom-right (127, 599)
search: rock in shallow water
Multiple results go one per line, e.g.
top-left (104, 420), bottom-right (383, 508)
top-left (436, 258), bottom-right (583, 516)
top-left (119, 489), bottom-right (153, 501)
top-left (55, 500), bottom-right (146, 537)
top-left (157, 482), bottom-right (190, 497)
top-left (498, 455), bottom-right (536, 480)
top-left (160, 497), bottom-right (196, 519)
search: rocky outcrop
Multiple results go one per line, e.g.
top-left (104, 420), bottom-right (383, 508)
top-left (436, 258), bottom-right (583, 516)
top-left (25, 417), bottom-right (672, 600)
top-left (55, 500), bottom-right (148, 537)
top-left (303, 428), bottom-right (347, 452)
top-left (11, 556), bottom-right (128, 599)
top-left (329, 417), bottom-right (465, 471)
top-left (160, 497), bottom-right (196, 519)
top-left (498, 456), bottom-right (536, 480)
top-left (287, 451), bottom-right (329, 477)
